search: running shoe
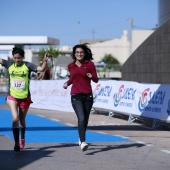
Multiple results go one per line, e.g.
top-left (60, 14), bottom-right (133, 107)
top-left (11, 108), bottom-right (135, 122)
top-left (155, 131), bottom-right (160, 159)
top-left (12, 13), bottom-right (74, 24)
top-left (20, 139), bottom-right (25, 149)
top-left (14, 143), bottom-right (20, 152)
top-left (80, 142), bottom-right (88, 151)
top-left (78, 139), bottom-right (81, 146)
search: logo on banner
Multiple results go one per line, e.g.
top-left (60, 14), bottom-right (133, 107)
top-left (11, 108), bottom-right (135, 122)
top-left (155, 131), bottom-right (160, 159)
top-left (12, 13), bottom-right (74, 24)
top-left (113, 85), bottom-right (124, 107)
top-left (138, 88), bottom-right (165, 113)
top-left (93, 84), bottom-right (101, 102)
top-left (113, 84), bottom-right (136, 108)
top-left (93, 83), bottom-right (112, 104)
top-left (138, 88), bottom-right (150, 112)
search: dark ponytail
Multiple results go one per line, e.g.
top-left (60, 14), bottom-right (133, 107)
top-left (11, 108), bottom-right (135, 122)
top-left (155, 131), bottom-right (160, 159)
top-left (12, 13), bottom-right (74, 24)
top-left (12, 47), bottom-right (25, 58)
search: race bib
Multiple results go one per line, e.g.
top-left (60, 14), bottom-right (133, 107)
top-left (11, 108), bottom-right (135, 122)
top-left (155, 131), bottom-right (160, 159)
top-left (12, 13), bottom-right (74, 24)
top-left (11, 79), bottom-right (26, 90)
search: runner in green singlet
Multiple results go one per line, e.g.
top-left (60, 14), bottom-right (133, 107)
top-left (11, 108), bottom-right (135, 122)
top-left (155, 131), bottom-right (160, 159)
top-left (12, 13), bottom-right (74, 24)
top-left (0, 47), bottom-right (49, 152)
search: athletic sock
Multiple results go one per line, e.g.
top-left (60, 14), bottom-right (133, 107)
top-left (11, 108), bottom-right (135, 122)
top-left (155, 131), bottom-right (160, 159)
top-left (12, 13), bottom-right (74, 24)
top-left (12, 127), bottom-right (20, 143)
top-left (20, 127), bottom-right (26, 139)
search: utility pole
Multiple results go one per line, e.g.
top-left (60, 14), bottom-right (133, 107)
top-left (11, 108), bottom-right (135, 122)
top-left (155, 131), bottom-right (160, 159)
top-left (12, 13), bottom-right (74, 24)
top-left (92, 29), bottom-right (95, 39)
top-left (77, 21), bottom-right (80, 44)
top-left (129, 17), bottom-right (133, 56)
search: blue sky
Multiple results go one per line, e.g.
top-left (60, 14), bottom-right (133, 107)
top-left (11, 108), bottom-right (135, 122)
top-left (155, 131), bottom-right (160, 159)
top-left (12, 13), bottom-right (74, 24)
top-left (0, 0), bottom-right (158, 46)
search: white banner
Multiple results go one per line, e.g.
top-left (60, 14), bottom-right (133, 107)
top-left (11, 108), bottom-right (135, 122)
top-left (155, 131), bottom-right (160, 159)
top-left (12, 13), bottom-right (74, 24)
top-left (109, 80), bottom-right (137, 114)
top-left (134, 83), bottom-right (170, 121)
top-left (92, 80), bottom-right (114, 110)
top-left (30, 80), bottom-right (170, 122)
top-left (30, 80), bottom-right (74, 112)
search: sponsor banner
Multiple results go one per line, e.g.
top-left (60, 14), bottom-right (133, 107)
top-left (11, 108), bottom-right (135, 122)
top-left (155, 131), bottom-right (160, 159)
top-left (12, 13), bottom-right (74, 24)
top-left (109, 80), bottom-right (137, 114)
top-left (30, 80), bottom-right (170, 122)
top-left (92, 80), bottom-right (114, 110)
top-left (30, 80), bottom-right (74, 112)
top-left (135, 83), bottom-right (170, 121)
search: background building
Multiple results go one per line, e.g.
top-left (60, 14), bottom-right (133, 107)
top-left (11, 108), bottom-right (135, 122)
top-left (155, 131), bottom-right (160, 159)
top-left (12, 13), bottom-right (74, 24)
top-left (0, 29), bottom-right (155, 80)
top-left (84, 29), bottom-right (154, 79)
top-left (90, 30), bottom-right (154, 65)
top-left (158, 0), bottom-right (170, 26)
top-left (122, 0), bottom-right (170, 84)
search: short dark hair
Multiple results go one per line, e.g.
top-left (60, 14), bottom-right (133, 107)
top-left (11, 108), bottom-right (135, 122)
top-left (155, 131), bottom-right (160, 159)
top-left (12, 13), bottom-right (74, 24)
top-left (12, 47), bottom-right (25, 58)
top-left (72, 43), bottom-right (93, 61)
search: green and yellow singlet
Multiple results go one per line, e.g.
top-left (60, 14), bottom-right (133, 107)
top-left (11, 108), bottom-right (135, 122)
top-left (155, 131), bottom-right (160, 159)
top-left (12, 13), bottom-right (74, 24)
top-left (9, 63), bottom-right (30, 99)
top-left (2, 60), bottom-right (37, 99)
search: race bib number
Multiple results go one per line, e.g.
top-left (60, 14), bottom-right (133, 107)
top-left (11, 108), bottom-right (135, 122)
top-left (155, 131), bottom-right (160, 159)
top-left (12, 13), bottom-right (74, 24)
top-left (11, 79), bottom-right (26, 90)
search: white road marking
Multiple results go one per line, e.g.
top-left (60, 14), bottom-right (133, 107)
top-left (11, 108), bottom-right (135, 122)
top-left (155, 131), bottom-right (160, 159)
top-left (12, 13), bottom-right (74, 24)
top-left (145, 144), bottom-right (153, 146)
top-left (38, 115), bottom-right (46, 118)
top-left (161, 150), bottom-right (170, 154)
top-left (50, 118), bottom-right (60, 122)
top-left (65, 123), bottom-right (75, 127)
top-left (115, 135), bottom-right (129, 139)
top-left (97, 131), bottom-right (107, 135)
top-left (136, 141), bottom-right (147, 144)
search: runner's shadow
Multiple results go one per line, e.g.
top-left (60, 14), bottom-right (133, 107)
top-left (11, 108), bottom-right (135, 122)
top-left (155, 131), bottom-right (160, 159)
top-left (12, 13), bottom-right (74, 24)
top-left (88, 125), bottom-right (153, 131)
top-left (0, 143), bottom-right (77, 170)
top-left (0, 149), bottom-right (53, 170)
top-left (27, 143), bottom-right (78, 151)
top-left (86, 143), bottom-right (145, 155)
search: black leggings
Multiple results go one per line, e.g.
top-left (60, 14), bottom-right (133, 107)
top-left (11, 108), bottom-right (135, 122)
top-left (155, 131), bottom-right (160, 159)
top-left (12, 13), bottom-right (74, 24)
top-left (71, 93), bottom-right (93, 142)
